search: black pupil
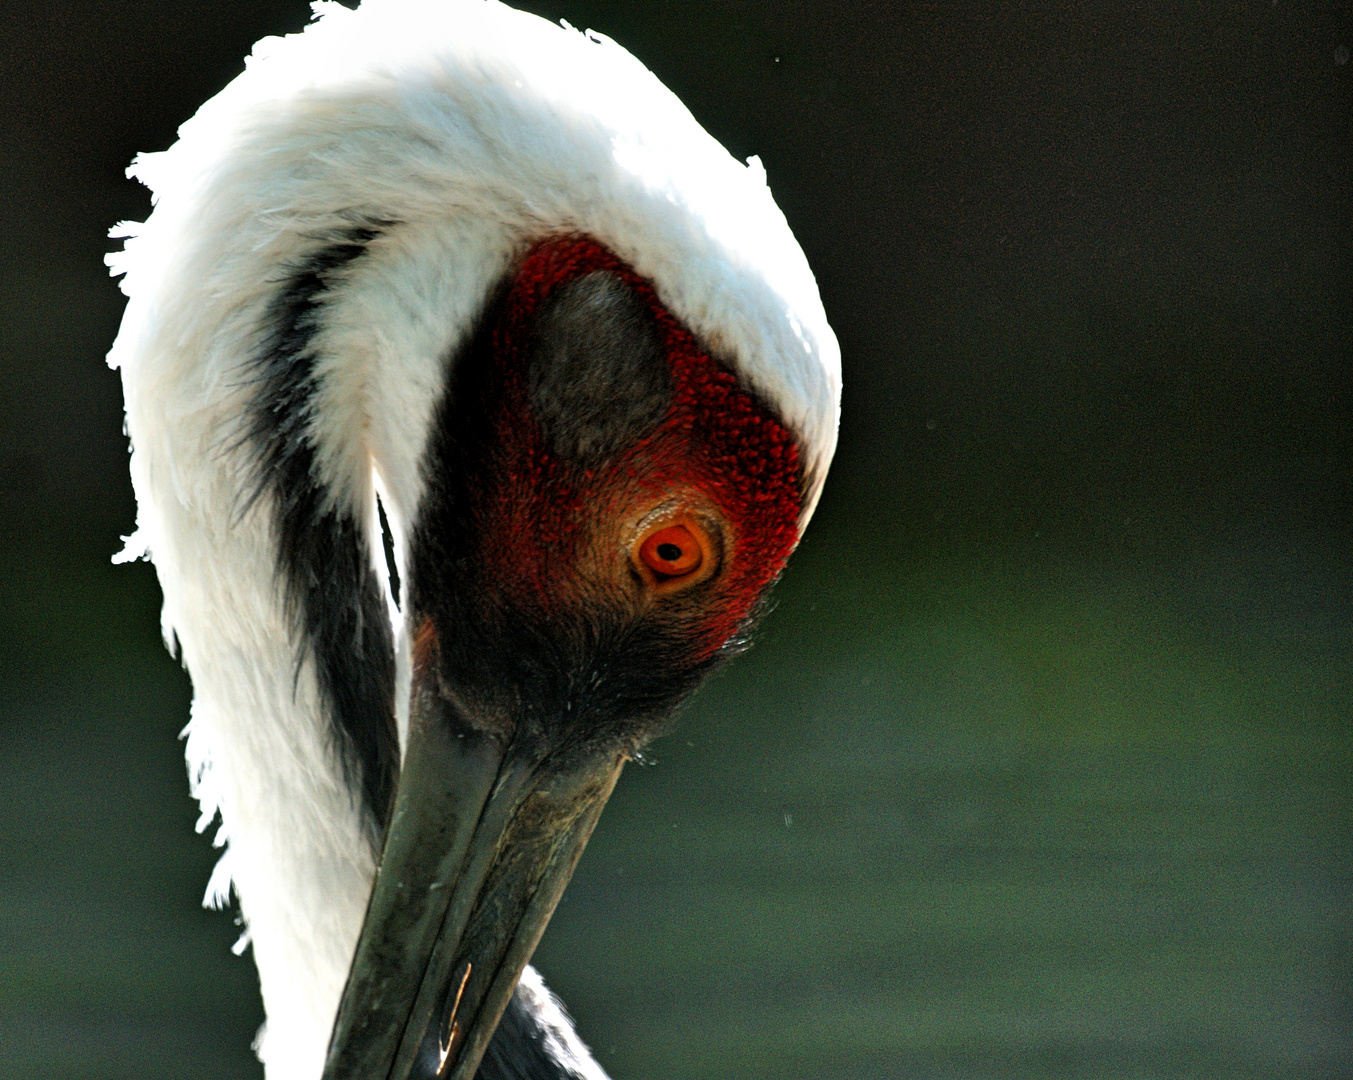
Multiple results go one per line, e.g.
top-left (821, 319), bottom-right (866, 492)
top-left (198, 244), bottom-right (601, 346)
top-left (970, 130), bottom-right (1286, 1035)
top-left (656, 543), bottom-right (683, 562)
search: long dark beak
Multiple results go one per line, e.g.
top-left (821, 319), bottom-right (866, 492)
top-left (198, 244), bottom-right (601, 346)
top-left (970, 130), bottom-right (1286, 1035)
top-left (321, 631), bottom-right (625, 1080)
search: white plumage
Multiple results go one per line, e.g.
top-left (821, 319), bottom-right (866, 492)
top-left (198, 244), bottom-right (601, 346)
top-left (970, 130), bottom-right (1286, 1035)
top-left (108, 2), bottom-right (839, 1076)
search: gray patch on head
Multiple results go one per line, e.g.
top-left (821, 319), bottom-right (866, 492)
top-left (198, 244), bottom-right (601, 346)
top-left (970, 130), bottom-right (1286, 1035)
top-left (526, 271), bottom-right (671, 468)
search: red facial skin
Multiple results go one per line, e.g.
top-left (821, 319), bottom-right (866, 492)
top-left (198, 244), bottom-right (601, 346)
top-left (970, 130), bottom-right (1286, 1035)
top-left (467, 236), bottom-right (804, 658)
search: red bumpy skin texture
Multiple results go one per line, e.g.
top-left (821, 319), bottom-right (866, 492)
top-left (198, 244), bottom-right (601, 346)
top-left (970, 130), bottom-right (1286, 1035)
top-left (471, 236), bottom-right (804, 658)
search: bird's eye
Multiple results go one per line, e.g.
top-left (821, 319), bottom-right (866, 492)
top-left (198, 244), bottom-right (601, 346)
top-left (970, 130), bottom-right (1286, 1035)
top-left (640, 525), bottom-right (702, 577)
top-left (630, 514), bottom-right (720, 593)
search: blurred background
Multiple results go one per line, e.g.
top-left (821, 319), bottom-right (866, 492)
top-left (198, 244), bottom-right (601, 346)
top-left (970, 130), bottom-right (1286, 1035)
top-left (1, 2), bottom-right (1349, 1077)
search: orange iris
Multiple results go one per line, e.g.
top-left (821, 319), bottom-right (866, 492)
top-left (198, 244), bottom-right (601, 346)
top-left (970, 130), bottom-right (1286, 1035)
top-left (639, 524), bottom-right (703, 578)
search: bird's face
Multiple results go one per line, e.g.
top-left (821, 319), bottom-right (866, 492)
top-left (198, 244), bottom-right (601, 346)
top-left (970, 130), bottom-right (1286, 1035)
top-left (324, 238), bottom-right (805, 1080)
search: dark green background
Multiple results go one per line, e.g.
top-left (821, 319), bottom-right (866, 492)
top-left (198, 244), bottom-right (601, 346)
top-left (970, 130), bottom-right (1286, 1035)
top-left (1, 2), bottom-right (1349, 1077)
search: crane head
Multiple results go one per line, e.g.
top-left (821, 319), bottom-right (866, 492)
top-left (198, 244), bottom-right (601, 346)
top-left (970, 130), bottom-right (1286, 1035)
top-left (327, 235), bottom-right (806, 1079)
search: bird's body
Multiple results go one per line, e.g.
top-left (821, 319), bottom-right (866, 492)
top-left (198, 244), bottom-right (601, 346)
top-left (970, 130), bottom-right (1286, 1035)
top-left (108, 3), bottom-right (839, 1077)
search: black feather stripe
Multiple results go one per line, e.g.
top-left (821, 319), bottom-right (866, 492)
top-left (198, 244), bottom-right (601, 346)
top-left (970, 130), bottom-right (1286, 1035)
top-left (245, 225), bottom-right (398, 845)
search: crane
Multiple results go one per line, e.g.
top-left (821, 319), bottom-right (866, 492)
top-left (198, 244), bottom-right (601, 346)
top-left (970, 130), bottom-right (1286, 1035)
top-left (107, 2), bottom-right (840, 1078)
